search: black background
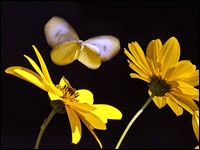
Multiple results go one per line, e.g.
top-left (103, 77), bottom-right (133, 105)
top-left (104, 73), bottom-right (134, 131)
top-left (1, 1), bottom-right (199, 149)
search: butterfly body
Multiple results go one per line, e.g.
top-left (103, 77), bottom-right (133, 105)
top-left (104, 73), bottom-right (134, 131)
top-left (45, 16), bottom-right (120, 69)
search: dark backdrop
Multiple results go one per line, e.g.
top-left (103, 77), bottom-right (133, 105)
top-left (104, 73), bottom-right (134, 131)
top-left (1, 1), bottom-right (199, 149)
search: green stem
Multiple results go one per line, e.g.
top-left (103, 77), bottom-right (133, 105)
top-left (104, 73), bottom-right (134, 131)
top-left (115, 94), bottom-right (155, 149)
top-left (34, 109), bottom-right (57, 149)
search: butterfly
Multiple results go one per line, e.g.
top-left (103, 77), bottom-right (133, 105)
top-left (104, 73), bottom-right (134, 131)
top-left (44, 16), bottom-right (121, 69)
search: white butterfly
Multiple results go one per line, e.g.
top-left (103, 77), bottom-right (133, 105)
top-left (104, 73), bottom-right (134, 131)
top-left (44, 16), bottom-right (121, 69)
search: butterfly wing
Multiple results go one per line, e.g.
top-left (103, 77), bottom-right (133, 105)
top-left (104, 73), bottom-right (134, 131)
top-left (44, 16), bottom-right (79, 47)
top-left (77, 43), bottom-right (101, 69)
top-left (50, 41), bottom-right (81, 66)
top-left (85, 35), bottom-right (120, 62)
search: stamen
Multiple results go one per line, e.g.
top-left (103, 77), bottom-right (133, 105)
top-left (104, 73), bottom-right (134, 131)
top-left (56, 84), bottom-right (79, 103)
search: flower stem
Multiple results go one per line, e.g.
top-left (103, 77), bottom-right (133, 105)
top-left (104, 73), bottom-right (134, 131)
top-left (34, 109), bottom-right (57, 149)
top-left (115, 94), bottom-right (155, 149)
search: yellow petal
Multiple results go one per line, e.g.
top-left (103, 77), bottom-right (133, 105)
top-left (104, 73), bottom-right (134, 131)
top-left (128, 60), bottom-right (150, 80)
top-left (130, 73), bottom-right (150, 83)
top-left (48, 92), bottom-right (62, 101)
top-left (124, 48), bottom-right (151, 77)
top-left (77, 110), bottom-right (106, 130)
top-left (166, 98), bottom-right (183, 116)
top-left (165, 60), bottom-right (196, 81)
top-left (170, 81), bottom-right (199, 101)
top-left (32, 45), bottom-right (53, 85)
top-left (128, 42), bottom-right (152, 76)
top-left (5, 66), bottom-right (46, 91)
top-left (79, 115), bottom-right (103, 148)
top-left (91, 104), bottom-right (122, 123)
top-left (78, 45), bottom-right (101, 69)
top-left (146, 39), bottom-right (163, 75)
top-left (76, 89), bottom-right (94, 104)
top-left (153, 97), bottom-right (167, 109)
top-left (59, 76), bottom-right (70, 88)
top-left (146, 57), bottom-right (157, 76)
top-left (68, 102), bottom-right (96, 113)
top-left (146, 40), bottom-right (156, 60)
top-left (24, 55), bottom-right (44, 78)
top-left (159, 37), bottom-right (180, 76)
top-left (65, 106), bottom-right (82, 144)
top-left (195, 146), bottom-right (199, 149)
top-left (50, 41), bottom-right (80, 65)
top-left (146, 39), bottom-right (162, 62)
top-left (167, 92), bottom-right (199, 115)
top-left (148, 90), bottom-right (167, 109)
top-left (42, 79), bottom-right (63, 97)
top-left (181, 70), bottom-right (199, 87)
top-left (192, 111), bottom-right (199, 142)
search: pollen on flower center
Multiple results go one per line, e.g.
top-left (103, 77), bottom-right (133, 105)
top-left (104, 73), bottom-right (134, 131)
top-left (50, 84), bottom-right (80, 114)
top-left (56, 84), bottom-right (79, 103)
top-left (148, 76), bottom-right (171, 96)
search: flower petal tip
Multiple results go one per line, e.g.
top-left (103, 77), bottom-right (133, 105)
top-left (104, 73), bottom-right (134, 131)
top-left (23, 54), bottom-right (28, 58)
top-left (5, 68), bottom-right (9, 74)
top-left (169, 37), bottom-right (179, 43)
top-left (32, 45), bottom-right (36, 49)
top-left (175, 111), bottom-right (183, 117)
top-left (5, 67), bottom-right (15, 74)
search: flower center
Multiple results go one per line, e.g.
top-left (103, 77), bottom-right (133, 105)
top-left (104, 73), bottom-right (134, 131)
top-left (50, 84), bottom-right (79, 114)
top-left (148, 76), bottom-right (171, 96)
top-left (56, 84), bottom-right (79, 103)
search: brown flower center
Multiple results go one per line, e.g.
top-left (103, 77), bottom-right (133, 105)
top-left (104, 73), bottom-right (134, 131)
top-left (148, 76), bottom-right (171, 96)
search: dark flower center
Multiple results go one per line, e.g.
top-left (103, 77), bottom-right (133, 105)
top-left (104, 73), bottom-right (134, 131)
top-left (50, 100), bottom-right (66, 114)
top-left (148, 76), bottom-right (171, 96)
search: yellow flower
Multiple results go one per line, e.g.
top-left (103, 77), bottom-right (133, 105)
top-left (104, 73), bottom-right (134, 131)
top-left (192, 111), bottom-right (199, 149)
top-left (5, 45), bottom-right (122, 148)
top-left (124, 37), bottom-right (199, 116)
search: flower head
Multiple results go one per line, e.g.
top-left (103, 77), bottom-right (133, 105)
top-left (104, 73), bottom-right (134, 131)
top-left (192, 111), bottom-right (199, 149)
top-left (124, 37), bottom-right (199, 116)
top-left (5, 45), bottom-right (122, 148)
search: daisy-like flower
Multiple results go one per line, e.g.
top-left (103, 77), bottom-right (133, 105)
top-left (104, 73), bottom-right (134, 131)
top-left (124, 37), bottom-right (199, 116)
top-left (115, 37), bottom-right (199, 149)
top-left (5, 45), bottom-right (122, 149)
top-left (192, 111), bottom-right (199, 149)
